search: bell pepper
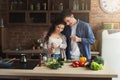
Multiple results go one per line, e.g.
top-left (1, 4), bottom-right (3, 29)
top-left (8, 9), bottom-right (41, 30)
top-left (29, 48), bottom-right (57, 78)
top-left (79, 57), bottom-right (87, 63)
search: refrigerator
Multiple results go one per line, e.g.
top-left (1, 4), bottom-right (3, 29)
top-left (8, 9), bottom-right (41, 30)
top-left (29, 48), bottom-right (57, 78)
top-left (101, 30), bottom-right (120, 80)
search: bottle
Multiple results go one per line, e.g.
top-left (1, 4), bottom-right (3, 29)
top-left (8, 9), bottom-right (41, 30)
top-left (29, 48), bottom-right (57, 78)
top-left (59, 3), bottom-right (63, 11)
top-left (73, 0), bottom-right (77, 10)
top-left (0, 18), bottom-right (4, 28)
top-left (76, 0), bottom-right (79, 10)
top-left (19, 0), bottom-right (23, 10)
top-left (43, 55), bottom-right (47, 63)
top-left (81, 0), bottom-right (85, 10)
top-left (10, 1), bottom-right (14, 10)
top-left (30, 4), bottom-right (34, 10)
top-left (39, 53), bottom-right (42, 66)
top-left (14, 0), bottom-right (18, 10)
top-left (43, 3), bottom-right (47, 10)
top-left (85, 0), bottom-right (88, 10)
top-left (36, 2), bottom-right (40, 10)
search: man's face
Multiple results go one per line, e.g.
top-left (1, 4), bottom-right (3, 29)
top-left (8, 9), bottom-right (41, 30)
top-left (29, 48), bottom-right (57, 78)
top-left (64, 16), bottom-right (74, 27)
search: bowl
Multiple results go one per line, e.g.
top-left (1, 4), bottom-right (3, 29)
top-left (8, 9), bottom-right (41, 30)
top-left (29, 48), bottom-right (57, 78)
top-left (103, 23), bottom-right (114, 29)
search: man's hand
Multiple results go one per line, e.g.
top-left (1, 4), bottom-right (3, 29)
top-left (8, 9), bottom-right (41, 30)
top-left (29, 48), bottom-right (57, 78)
top-left (71, 35), bottom-right (82, 42)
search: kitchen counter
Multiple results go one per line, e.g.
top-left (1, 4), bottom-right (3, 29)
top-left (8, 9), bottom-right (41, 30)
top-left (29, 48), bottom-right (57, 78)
top-left (0, 62), bottom-right (117, 80)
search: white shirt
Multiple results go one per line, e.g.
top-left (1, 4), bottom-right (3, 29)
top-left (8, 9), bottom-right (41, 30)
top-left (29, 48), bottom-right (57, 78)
top-left (70, 22), bottom-right (81, 60)
top-left (48, 37), bottom-right (62, 54)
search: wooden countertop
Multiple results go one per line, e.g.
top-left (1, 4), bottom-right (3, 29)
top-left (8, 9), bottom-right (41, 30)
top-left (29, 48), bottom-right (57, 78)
top-left (0, 62), bottom-right (117, 78)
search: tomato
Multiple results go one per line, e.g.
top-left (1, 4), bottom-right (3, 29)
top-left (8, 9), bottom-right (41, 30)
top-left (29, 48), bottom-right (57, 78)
top-left (73, 61), bottom-right (79, 65)
top-left (71, 63), bottom-right (79, 67)
top-left (71, 61), bottom-right (79, 68)
top-left (79, 62), bottom-right (85, 67)
top-left (79, 57), bottom-right (87, 63)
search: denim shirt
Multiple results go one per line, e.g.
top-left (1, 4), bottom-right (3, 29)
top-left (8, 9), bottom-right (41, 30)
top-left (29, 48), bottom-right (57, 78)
top-left (62, 19), bottom-right (95, 59)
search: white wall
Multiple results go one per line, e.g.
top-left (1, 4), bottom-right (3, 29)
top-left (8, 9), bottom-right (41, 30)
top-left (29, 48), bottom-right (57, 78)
top-left (101, 30), bottom-right (120, 80)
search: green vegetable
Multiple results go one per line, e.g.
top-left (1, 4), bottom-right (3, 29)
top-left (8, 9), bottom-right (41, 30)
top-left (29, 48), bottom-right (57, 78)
top-left (45, 58), bottom-right (64, 69)
top-left (57, 58), bottom-right (66, 62)
top-left (48, 62), bottom-right (62, 69)
top-left (45, 58), bottom-right (57, 67)
top-left (90, 61), bottom-right (103, 70)
top-left (58, 61), bottom-right (64, 65)
top-left (93, 56), bottom-right (104, 65)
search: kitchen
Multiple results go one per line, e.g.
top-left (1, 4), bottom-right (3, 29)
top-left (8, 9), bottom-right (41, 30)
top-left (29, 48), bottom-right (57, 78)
top-left (0, 0), bottom-right (120, 80)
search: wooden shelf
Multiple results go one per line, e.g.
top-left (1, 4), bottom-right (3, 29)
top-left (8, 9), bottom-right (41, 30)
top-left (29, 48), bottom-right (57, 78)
top-left (72, 10), bottom-right (90, 13)
top-left (28, 11), bottom-right (48, 13)
top-left (6, 0), bottom-right (91, 25)
top-left (49, 11), bottom-right (62, 13)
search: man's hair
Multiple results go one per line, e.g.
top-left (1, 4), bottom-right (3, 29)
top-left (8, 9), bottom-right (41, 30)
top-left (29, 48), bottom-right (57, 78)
top-left (61, 9), bottom-right (73, 19)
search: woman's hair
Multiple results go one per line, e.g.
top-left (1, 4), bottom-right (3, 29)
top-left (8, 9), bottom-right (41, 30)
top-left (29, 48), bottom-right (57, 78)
top-left (44, 18), bottom-right (65, 43)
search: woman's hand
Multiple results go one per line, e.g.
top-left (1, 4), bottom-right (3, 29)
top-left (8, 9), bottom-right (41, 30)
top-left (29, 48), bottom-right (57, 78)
top-left (48, 48), bottom-right (55, 54)
top-left (51, 42), bottom-right (59, 48)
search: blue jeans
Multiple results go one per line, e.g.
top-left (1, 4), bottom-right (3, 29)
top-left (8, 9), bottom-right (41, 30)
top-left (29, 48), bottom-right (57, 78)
top-left (51, 54), bottom-right (61, 59)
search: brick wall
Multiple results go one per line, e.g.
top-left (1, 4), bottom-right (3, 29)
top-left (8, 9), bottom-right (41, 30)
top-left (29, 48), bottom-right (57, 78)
top-left (90, 0), bottom-right (120, 35)
top-left (1, 0), bottom-right (120, 50)
top-left (5, 26), bottom-right (49, 50)
top-left (0, 0), bottom-right (7, 25)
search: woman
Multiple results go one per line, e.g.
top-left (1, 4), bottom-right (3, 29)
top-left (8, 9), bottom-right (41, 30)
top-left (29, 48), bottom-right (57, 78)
top-left (44, 20), bottom-right (67, 59)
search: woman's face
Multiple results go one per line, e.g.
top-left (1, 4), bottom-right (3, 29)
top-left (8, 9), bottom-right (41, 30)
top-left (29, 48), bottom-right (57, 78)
top-left (55, 24), bottom-right (65, 33)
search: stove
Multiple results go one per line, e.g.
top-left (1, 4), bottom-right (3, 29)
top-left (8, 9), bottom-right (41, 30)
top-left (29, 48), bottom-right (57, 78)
top-left (0, 59), bottom-right (39, 70)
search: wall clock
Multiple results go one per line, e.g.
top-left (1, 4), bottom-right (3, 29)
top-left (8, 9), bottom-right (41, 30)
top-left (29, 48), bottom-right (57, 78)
top-left (100, 0), bottom-right (120, 13)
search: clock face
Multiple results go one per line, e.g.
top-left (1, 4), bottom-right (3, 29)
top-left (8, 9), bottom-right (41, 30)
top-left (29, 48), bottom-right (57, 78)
top-left (100, 0), bottom-right (120, 13)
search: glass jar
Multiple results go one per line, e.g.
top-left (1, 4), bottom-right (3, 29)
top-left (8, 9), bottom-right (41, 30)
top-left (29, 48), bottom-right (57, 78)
top-left (43, 55), bottom-right (47, 62)
top-left (81, 0), bottom-right (85, 10)
top-left (30, 4), bottom-right (34, 10)
top-left (36, 2), bottom-right (40, 10)
top-left (59, 3), bottom-right (63, 11)
top-left (43, 3), bottom-right (47, 10)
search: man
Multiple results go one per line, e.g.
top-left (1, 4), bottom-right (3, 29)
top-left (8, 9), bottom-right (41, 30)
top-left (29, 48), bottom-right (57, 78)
top-left (61, 9), bottom-right (95, 60)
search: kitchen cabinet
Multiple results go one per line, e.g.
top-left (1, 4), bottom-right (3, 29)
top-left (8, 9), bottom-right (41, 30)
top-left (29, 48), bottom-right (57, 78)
top-left (7, 0), bottom-right (91, 25)
top-left (7, 0), bottom-right (48, 25)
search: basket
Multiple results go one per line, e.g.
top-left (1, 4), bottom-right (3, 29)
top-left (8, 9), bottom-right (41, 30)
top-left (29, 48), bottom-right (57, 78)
top-left (103, 23), bottom-right (114, 29)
